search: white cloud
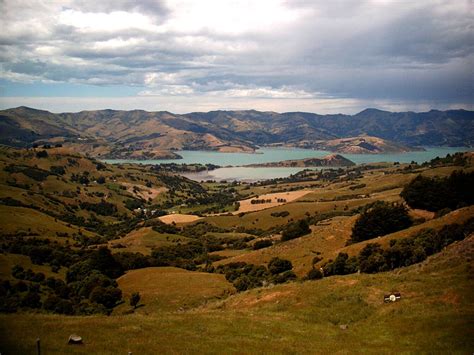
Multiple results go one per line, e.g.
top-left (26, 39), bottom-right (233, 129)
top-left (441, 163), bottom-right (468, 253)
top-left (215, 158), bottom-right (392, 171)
top-left (161, 0), bottom-right (308, 34)
top-left (212, 86), bottom-right (319, 99)
top-left (0, 0), bottom-right (472, 112)
top-left (58, 9), bottom-right (158, 32)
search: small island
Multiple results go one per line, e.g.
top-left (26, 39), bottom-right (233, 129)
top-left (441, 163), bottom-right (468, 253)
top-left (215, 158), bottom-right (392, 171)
top-left (245, 154), bottom-right (355, 168)
top-left (280, 136), bottom-right (425, 154)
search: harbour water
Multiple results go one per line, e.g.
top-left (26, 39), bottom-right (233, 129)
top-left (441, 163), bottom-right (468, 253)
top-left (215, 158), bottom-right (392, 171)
top-left (103, 146), bottom-right (472, 181)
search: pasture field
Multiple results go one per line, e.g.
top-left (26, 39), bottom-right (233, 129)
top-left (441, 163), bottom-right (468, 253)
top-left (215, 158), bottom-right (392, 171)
top-left (235, 190), bottom-right (313, 214)
top-left (214, 206), bottom-right (474, 276)
top-left (116, 267), bottom-right (234, 312)
top-left (109, 227), bottom-right (191, 255)
top-left (1, 235), bottom-right (472, 354)
top-left (159, 213), bottom-right (203, 225)
top-left (1, 148), bottom-right (473, 354)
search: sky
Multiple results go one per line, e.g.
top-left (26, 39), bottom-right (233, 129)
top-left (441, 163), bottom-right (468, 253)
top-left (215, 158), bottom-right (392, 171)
top-left (0, 0), bottom-right (472, 114)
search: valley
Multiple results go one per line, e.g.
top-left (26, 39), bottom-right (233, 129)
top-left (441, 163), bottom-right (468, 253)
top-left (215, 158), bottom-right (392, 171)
top-left (0, 142), bottom-right (473, 353)
top-left (2, 1), bottom-right (473, 353)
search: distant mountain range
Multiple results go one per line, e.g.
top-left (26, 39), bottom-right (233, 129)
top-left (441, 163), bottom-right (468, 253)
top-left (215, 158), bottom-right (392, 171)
top-left (0, 106), bottom-right (472, 158)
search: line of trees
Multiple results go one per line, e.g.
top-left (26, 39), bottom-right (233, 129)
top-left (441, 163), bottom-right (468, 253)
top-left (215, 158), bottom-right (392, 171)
top-left (324, 218), bottom-right (474, 276)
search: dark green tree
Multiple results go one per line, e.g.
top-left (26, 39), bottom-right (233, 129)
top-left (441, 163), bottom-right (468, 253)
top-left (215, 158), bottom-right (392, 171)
top-left (130, 292), bottom-right (141, 309)
top-left (351, 202), bottom-right (412, 243)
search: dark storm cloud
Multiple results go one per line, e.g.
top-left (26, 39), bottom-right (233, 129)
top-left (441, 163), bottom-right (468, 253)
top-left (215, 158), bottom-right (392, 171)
top-left (0, 0), bottom-right (472, 109)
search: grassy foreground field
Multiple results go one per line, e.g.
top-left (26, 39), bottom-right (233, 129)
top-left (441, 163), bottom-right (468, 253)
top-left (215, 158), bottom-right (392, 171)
top-left (1, 235), bottom-right (473, 354)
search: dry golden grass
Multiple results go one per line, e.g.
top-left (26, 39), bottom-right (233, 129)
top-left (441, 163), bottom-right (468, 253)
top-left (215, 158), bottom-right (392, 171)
top-left (409, 208), bottom-right (435, 220)
top-left (159, 214), bottom-right (203, 224)
top-left (0, 205), bottom-right (97, 240)
top-left (120, 182), bottom-right (167, 201)
top-left (116, 267), bottom-right (234, 312)
top-left (1, 236), bottom-right (473, 354)
top-left (235, 190), bottom-right (313, 214)
top-left (109, 227), bottom-right (190, 255)
top-left (214, 215), bottom-right (357, 276)
top-left (209, 249), bottom-right (252, 259)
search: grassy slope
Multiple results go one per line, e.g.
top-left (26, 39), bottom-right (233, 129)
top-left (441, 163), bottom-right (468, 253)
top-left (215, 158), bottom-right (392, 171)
top-left (109, 227), bottom-right (191, 255)
top-left (214, 206), bottom-right (474, 276)
top-left (0, 205), bottom-right (97, 240)
top-left (0, 254), bottom-right (66, 281)
top-left (1, 235), bottom-right (472, 354)
top-left (116, 267), bottom-right (234, 312)
top-left (214, 215), bottom-right (356, 276)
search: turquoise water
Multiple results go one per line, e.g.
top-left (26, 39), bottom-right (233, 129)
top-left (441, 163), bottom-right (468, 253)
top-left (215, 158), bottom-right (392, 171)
top-left (103, 147), bottom-right (331, 166)
top-left (103, 146), bottom-right (472, 181)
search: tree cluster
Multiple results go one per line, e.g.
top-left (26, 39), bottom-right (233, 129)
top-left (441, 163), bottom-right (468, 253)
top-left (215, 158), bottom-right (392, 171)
top-left (324, 218), bottom-right (474, 276)
top-left (215, 257), bottom-right (296, 292)
top-left (350, 201), bottom-right (412, 243)
top-left (401, 171), bottom-right (474, 212)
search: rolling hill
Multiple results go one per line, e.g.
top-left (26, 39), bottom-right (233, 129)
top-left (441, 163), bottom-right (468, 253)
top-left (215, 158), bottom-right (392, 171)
top-left (0, 107), bottom-right (472, 158)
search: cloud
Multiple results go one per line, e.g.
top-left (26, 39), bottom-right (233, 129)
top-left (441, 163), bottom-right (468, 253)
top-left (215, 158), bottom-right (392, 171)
top-left (0, 0), bottom-right (472, 112)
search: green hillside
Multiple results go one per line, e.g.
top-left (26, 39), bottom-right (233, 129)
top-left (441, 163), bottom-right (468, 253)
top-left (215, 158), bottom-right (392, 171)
top-left (0, 148), bottom-right (473, 353)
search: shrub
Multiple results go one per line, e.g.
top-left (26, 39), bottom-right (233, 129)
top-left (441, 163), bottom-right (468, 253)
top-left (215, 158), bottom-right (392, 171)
top-left (271, 211), bottom-right (290, 218)
top-left (74, 301), bottom-right (108, 315)
top-left (36, 150), bottom-right (48, 158)
top-left (43, 294), bottom-right (60, 311)
top-left (272, 270), bottom-right (296, 284)
top-left (358, 244), bottom-right (386, 273)
top-left (50, 165), bottom-right (66, 175)
top-left (253, 239), bottom-right (273, 250)
top-left (268, 257), bottom-right (293, 275)
top-left (306, 268), bottom-right (323, 280)
top-left (233, 276), bottom-right (252, 292)
top-left (114, 252), bottom-right (152, 270)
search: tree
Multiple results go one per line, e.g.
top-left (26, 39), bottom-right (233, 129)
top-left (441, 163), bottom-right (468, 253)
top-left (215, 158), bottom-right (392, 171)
top-left (89, 286), bottom-right (122, 309)
top-left (323, 253), bottom-right (358, 276)
top-left (358, 243), bottom-right (386, 273)
top-left (130, 292), bottom-right (141, 309)
top-left (351, 202), bottom-right (412, 243)
top-left (401, 171), bottom-right (474, 212)
top-left (88, 247), bottom-right (124, 278)
top-left (21, 290), bottom-right (41, 308)
top-left (281, 219), bottom-right (310, 241)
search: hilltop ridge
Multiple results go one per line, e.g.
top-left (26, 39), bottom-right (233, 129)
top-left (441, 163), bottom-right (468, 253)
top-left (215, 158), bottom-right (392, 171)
top-left (1, 107), bottom-right (472, 159)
